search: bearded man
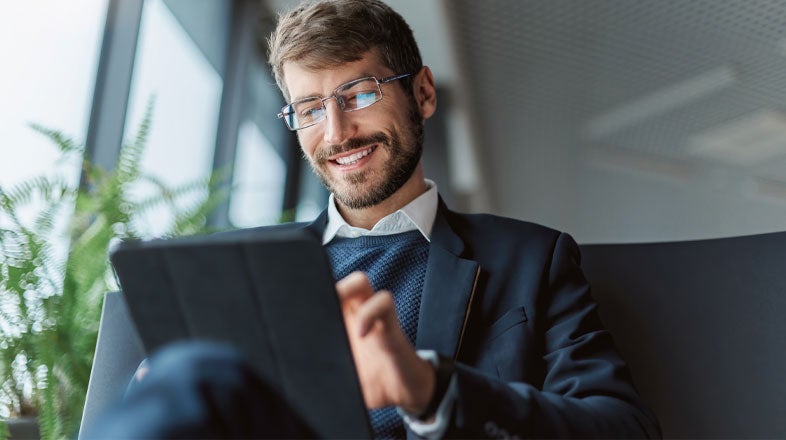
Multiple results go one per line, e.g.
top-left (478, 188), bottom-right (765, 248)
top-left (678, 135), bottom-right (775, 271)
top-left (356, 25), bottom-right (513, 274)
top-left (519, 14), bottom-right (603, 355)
top-left (87, 1), bottom-right (660, 438)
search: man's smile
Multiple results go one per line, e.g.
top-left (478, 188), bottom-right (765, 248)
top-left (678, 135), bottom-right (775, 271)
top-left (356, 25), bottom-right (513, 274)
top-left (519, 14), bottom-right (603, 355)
top-left (330, 145), bottom-right (377, 166)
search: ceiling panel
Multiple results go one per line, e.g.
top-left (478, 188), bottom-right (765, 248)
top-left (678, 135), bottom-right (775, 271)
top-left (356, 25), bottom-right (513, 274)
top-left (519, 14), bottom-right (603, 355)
top-left (447, 0), bottom-right (786, 175)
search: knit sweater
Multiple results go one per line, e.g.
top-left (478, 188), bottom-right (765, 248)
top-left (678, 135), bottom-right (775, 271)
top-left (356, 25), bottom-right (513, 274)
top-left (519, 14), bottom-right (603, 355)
top-left (325, 230), bottom-right (430, 439)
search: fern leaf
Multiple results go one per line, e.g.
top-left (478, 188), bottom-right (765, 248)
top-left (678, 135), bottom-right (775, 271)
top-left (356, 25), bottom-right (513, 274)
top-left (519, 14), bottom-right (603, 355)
top-left (0, 177), bottom-right (72, 213)
top-left (169, 184), bottom-right (229, 236)
top-left (27, 123), bottom-right (84, 156)
top-left (35, 365), bottom-right (56, 440)
top-left (2, 96), bottom-right (225, 434)
top-left (115, 97), bottom-right (154, 186)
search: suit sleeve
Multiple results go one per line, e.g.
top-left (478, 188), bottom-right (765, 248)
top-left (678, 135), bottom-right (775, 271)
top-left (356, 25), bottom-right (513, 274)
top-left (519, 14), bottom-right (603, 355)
top-left (444, 233), bottom-right (661, 438)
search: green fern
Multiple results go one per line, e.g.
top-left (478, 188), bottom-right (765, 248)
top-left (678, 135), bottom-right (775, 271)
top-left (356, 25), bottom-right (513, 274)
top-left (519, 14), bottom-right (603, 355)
top-left (0, 419), bottom-right (9, 440)
top-left (27, 124), bottom-right (83, 156)
top-left (0, 99), bottom-right (227, 439)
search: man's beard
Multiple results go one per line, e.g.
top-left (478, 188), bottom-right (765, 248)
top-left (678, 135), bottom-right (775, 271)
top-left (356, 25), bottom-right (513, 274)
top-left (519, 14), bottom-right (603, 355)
top-left (307, 103), bottom-right (424, 209)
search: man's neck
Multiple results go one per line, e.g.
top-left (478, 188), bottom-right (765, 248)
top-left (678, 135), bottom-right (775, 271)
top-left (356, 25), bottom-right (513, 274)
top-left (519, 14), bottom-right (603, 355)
top-left (336, 172), bottom-right (429, 230)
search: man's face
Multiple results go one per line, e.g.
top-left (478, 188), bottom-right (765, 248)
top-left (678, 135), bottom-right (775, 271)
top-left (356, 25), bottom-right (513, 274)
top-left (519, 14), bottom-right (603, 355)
top-left (282, 52), bottom-right (424, 210)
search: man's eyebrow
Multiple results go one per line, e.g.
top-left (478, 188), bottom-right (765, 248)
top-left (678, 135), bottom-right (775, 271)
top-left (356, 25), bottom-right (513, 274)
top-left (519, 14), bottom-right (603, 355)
top-left (356, 72), bottom-right (380, 82)
top-left (290, 91), bottom-right (322, 103)
top-left (290, 72), bottom-right (381, 102)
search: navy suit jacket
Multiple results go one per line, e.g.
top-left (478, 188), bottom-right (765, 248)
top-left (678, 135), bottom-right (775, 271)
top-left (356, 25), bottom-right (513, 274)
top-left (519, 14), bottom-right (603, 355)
top-left (256, 199), bottom-right (660, 438)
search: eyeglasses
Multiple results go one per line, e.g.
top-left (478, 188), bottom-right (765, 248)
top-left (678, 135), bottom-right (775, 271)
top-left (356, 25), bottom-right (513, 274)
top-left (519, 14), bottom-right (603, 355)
top-left (277, 73), bottom-right (412, 131)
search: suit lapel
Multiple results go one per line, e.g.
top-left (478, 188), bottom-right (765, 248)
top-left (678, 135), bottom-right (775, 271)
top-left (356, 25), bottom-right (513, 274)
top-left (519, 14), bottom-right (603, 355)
top-left (303, 209), bottom-right (328, 239)
top-left (415, 203), bottom-right (480, 360)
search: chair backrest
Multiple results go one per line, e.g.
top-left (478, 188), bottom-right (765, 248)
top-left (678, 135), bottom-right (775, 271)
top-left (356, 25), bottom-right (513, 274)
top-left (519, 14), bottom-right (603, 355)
top-left (79, 291), bottom-right (146, 438)
top-left (580, 231), bottom-right (786, 438)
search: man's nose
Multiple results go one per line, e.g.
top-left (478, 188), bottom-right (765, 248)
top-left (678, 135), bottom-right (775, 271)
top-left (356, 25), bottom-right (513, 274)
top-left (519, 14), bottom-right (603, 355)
top-left (322, 98), bottom-right (353, 145)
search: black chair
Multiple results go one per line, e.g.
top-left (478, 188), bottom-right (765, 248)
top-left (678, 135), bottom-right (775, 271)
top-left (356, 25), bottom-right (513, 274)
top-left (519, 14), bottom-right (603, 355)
top-left (581, 231), bottom-right (786, 438)
top-left (81, 234), bottom-right (786, 438)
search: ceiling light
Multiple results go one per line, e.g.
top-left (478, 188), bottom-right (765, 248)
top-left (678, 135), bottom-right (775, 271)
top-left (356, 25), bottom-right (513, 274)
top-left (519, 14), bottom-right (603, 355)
top-left (585, 66), bottom-right (736, 139)
top-left (688, 110), bottom-right (786, 166)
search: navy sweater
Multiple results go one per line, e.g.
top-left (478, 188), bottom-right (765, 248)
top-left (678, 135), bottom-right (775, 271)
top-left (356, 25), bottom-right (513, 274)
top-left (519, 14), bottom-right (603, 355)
top-left (325, 230), bottom-right (429, 439)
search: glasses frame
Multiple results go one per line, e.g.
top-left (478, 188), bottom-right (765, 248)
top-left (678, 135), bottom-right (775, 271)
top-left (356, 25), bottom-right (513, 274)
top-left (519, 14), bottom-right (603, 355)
top-left (277, 73), bottom-right (413, 131)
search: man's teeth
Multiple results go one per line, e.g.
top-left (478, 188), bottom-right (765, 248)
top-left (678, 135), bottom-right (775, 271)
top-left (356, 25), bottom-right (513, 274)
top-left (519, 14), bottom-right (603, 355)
top-left (335, 147), bottom-right (374, 165)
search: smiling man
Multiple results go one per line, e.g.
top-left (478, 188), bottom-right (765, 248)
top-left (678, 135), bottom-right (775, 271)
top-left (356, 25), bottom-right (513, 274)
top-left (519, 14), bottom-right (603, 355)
top-left (256, 1), bottom-right (660, 438)
top-left (87, 1), bottom-right (661, 438)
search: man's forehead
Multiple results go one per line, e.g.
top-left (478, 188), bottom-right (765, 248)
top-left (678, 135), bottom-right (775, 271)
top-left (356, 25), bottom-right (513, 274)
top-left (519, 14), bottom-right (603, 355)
top-left (282, 51), bottom-right (390, 100)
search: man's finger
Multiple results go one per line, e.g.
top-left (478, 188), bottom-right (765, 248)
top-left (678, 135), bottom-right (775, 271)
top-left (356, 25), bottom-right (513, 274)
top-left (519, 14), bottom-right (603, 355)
top-left (336, 271), bottom-right (374, 303)
top-left (356, 290), bottom-right (397, 337)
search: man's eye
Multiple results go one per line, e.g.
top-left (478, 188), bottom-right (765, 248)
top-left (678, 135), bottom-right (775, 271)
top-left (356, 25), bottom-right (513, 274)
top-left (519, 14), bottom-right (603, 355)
top-left (300, 106), bottom-right (323, 120)
top-left (348, 92), bottom-right (377, 108)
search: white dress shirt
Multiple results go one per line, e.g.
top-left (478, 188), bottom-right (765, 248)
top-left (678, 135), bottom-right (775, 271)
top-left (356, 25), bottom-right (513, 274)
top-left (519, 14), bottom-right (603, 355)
top-left (323, 179), bottom-right (439, 244)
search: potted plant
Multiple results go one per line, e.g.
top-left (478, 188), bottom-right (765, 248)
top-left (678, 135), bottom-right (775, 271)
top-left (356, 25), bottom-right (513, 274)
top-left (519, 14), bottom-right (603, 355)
top-left (0, 101), bottom-right (226, 439)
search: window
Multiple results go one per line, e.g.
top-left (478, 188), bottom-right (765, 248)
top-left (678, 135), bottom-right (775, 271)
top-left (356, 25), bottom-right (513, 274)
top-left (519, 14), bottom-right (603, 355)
top-left (229, 121), bottom-right (287, 227)
top-left (0, 0), bottom-right (106, 191)
top-left (123, 0), bottom-right (222, 237)
top-left (0, 0), bottom-right (107, 419)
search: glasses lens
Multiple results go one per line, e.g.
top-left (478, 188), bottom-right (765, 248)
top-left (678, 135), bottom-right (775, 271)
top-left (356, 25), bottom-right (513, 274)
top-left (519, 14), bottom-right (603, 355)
top-left (337, 78), bottom-right (381, 111)
top-left (282, 106), bottom-right (297, 130)
top-left (289, 97), bottom-right (325, 129)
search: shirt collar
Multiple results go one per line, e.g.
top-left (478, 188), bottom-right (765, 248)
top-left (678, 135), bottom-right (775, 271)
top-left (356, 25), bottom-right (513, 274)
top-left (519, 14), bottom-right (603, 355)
top-left (323, 180), bottom-right (438, 245)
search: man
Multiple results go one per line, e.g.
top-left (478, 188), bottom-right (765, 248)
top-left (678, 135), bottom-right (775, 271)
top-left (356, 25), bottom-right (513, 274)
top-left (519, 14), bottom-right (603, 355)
top-left (89, 0), bottom-right (660, 438)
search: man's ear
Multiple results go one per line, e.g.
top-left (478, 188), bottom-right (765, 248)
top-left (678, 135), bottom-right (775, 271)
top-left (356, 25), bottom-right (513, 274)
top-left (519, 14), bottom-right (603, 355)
top-left (413, 66), bottom-right (437, 119)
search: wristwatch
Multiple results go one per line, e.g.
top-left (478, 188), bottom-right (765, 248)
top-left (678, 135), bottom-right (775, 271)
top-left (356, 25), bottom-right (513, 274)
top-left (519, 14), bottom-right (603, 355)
top-left (417, 353), bottom-right (455, 421)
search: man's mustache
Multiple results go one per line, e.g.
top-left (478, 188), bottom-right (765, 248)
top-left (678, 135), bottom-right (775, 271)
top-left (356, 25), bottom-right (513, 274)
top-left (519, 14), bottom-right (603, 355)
top-left (314, 132), bottom-right (390, 164)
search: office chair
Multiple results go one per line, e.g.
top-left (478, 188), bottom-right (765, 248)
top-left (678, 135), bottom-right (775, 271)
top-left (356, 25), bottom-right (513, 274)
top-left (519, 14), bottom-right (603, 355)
top-left (581, 231), bottom-right (786, 438)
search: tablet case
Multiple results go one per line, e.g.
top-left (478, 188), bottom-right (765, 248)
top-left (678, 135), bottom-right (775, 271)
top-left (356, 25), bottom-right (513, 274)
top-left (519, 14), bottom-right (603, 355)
top-left (110, 229), bottom-right (371, 438)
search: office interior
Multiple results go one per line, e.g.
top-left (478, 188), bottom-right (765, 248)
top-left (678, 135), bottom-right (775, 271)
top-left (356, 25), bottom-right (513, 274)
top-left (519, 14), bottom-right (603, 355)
top-left (6, 0), bottom-right (786, 246)
top-left (2, 1), bottom-right (786, 438)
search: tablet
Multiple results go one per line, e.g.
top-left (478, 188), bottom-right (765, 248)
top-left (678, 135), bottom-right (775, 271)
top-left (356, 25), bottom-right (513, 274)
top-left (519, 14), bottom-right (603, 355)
top-left (109, 228), bottom-right (371, 438)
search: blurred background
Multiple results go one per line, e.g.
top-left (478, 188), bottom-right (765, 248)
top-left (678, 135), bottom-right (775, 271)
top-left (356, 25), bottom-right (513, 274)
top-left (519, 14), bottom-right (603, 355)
top-left (5, 0), bottom-right (786, 245)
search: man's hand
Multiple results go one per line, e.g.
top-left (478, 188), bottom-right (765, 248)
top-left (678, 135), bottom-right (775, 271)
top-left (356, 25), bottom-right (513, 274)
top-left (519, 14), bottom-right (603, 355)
top-left (336, 271), bottom-right (436, 414)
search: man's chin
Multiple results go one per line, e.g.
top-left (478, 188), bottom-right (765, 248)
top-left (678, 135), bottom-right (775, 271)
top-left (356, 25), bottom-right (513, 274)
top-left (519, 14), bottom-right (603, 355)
top-left (327, 174), bottom-right (378, 208)
top-left (333, 190), bottom-right (379, 210)
top-left (331, 182), bottom-right (394, 210)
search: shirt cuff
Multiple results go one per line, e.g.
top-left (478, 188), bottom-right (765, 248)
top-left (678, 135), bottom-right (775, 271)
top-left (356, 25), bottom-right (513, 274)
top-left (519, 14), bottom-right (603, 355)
top-left (397, 350), bottom-right (457, 439)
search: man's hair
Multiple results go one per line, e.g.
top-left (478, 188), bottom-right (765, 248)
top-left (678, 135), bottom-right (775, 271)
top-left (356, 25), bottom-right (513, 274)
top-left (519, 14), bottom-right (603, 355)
top-left (268, 0), bottom-right (422, 101)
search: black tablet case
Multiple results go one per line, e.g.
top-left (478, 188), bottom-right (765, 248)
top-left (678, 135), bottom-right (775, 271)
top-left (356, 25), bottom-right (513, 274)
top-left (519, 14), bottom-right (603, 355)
top-left (110, 229), bottom-right (371, 438)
